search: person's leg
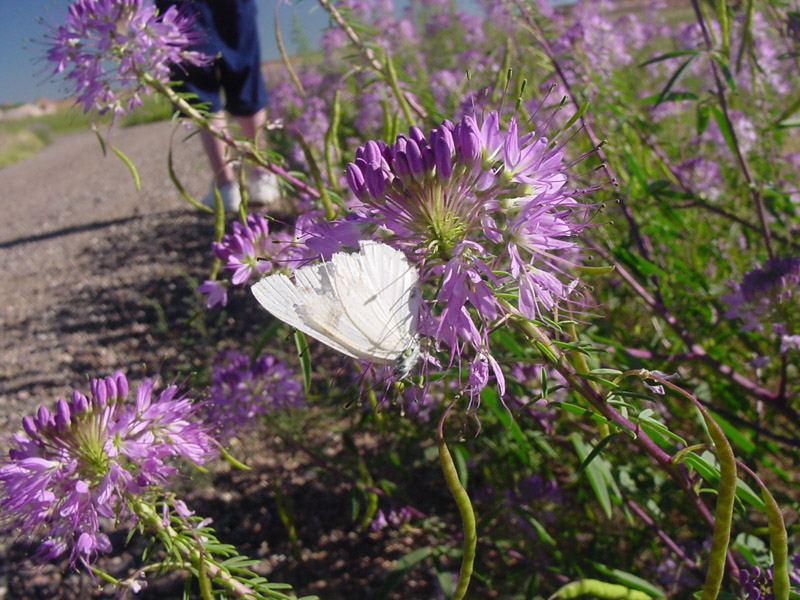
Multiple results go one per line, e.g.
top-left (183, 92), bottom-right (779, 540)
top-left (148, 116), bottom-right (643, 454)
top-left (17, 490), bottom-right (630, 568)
top-left (235, 108), bottom-right (266, 141)
top-left (235, 108), bottom-right (280, 205)
top-left (202, 112), bottom-right (236, 186)
top-left (198, 112), bottom-right (241, 211)
top-left (234, 108), bottom-right (270, 177)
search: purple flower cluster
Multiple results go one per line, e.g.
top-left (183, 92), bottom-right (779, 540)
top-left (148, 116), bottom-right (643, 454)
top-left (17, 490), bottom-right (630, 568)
top-left (544, 0), bottom-right (666, 85)
top-left (670, 10), bottom-right (794, 111)
top-left (0, 372), bottom-right (217, 569)
top-left (343, 110), bottom-right (587, 396)
top-left (722, 256), bottom-right (800, 353)
top-left (42, 0), bottom-right (209, 115)
top-left (198, 213), bottom-right (303, 308)
top-left (740, 565), bottom-right (775, 600)
top-left (204, 350), bottom-right (304, 439)
top-left (370, 506), bottom-right (413, 532)
top-left (740, 553), bottom-right (800, 599)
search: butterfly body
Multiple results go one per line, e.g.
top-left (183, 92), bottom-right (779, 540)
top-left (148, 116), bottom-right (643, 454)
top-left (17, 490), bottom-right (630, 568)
top-left (251, 241), bottom-right (421, 378)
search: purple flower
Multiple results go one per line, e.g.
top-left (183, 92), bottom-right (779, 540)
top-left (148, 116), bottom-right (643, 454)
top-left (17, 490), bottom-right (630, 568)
top-left (42, 0), bottom-right (211, 116)
top-left (200, 213), bottom-right (312, 307)
top-left (342, 109), bottom-right (589, 397)
top-left (370, 506), bottom-right (413, 532)
top-left (197, 279), bottom-right (228, 308)
top-left (723, 256), bottom-right (800, 335)
top-left (0, 371), bottom-right (217, 569)
top-left (204, 350), bottom-right (304, 439)
top-left (739, 564), bottom-right (776, 600)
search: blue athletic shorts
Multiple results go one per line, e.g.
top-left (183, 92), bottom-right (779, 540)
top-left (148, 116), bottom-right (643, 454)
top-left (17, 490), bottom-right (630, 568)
top-left (157, 0), bottom-right (268, 116)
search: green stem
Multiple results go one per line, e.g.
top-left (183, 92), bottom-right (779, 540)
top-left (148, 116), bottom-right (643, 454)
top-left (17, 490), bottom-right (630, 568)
top-left (736, 460), bottom-right (790, 600)
top-left (274, 4), bottom-right (306, 99)
top-left (140, 72), bottom-right (320, 200)
top-left (131, 498), bottom-right (266, 600)
top-left (566, 320), bottom-right (610, 438)
top-left (437, 398), bottom-right (477, 600)
top-left (648, 374), bottom-right (737, 600)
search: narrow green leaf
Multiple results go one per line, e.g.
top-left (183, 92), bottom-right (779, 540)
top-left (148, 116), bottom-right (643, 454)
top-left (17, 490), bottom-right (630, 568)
top-left (576, 433), bottom-right (621, 478)
top-left (696, 103), bottom-right (710, 136)
top-left (571, 433), bottom-right (612, 518)
top-left (638, 49), bottom-right (698, 68)
top-left (709, 105), bottom-right (737, 157)
top-left (110, 143), bottom-right (141, 191)
top-left (93, 128), bottom-right (108, 156)
top-left (655, 54), bottom-right (699, 106)
top-left (168, 145), bottom-right (210, 212)
top-left (683, 453), bottom-right (765, 510)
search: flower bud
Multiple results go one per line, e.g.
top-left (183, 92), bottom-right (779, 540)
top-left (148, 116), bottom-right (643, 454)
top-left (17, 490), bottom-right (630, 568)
top-left (346, 163), bottom-right (367, 199)
top-left (114, 371), bottom-right (128, 398)
top-left (36, 406), bottom-right (52, 429)
top-left (71, 390), bottom-right (89, 414)
top-left (408, 125), bottom-right (426, 145)
top-left (434, 136), bottom-right (453, 179)
top-left (455, 119), bottom-right (481, 167)
top-left (22, 416), bottom-right (38, 438)
top-left (405, 139), bottom-right (424, 179)
top-left (90, 378), bottom-right (106, 407)
top-left (365, 167), bottom-right (387, 197)
top-left (56, 398), bottom-right (71, 432)
top-left (105, 376), bottom-right (117, 401)
top-left (392, 151), bottom-right (411, 180)
top-left (363, 140), bottom-right (384, 168)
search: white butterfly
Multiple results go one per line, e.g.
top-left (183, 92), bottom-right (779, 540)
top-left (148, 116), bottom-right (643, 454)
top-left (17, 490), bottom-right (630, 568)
top-left (251, 240), bottom-right (421, 379)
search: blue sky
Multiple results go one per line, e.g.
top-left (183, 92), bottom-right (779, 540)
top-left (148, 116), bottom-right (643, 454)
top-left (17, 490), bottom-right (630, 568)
top-left (0, 0), bottom-right (333, 105)
top-left (1, 0), bottom-right (572, 106)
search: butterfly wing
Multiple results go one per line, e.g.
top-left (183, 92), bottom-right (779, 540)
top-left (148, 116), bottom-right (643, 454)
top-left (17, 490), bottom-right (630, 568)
top-left (251, 241), bottom-right (419, 366)
top-left (333, 241), bottom-right (419, 357)
top-left (251, 265), bottom-right (370, 361)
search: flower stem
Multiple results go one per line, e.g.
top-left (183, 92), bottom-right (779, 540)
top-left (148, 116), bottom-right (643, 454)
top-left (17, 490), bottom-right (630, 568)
top-left (437, 397), bottom-right (477, 600)
top-left (566, 319), bottom-right (610, 438)
top-left (131, 498), bottom-right (273, 600)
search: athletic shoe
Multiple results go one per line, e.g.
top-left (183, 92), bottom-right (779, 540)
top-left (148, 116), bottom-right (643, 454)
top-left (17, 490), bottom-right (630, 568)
top-left (202, 181), bottom-right (241, 212)
top-left (247, 171), bottom-right (281, 205)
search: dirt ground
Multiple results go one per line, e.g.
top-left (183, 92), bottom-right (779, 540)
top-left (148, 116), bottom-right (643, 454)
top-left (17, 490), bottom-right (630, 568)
top-left (0, 122), bottom-right (441, 600)
top-left (0, 119), bottom-right (209, 423)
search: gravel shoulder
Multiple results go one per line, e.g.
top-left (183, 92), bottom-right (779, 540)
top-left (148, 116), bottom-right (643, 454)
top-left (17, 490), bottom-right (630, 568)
top-left (0, 119), bottom-right (211, 431)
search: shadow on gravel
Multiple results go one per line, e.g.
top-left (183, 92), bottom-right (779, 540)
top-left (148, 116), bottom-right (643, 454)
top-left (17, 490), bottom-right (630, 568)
top-left (0, 216), bottom-right (139, 250)
top-left (0, 208), bottom-right (278, 427)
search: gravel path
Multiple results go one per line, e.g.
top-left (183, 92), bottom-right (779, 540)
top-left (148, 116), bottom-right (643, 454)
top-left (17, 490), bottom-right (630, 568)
top-left (0, 119), bottom-right (211, 432)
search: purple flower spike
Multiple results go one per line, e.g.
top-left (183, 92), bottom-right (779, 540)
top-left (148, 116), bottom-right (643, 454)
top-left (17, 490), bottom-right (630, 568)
top-left (0, 372), bottom-right (218, 570)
